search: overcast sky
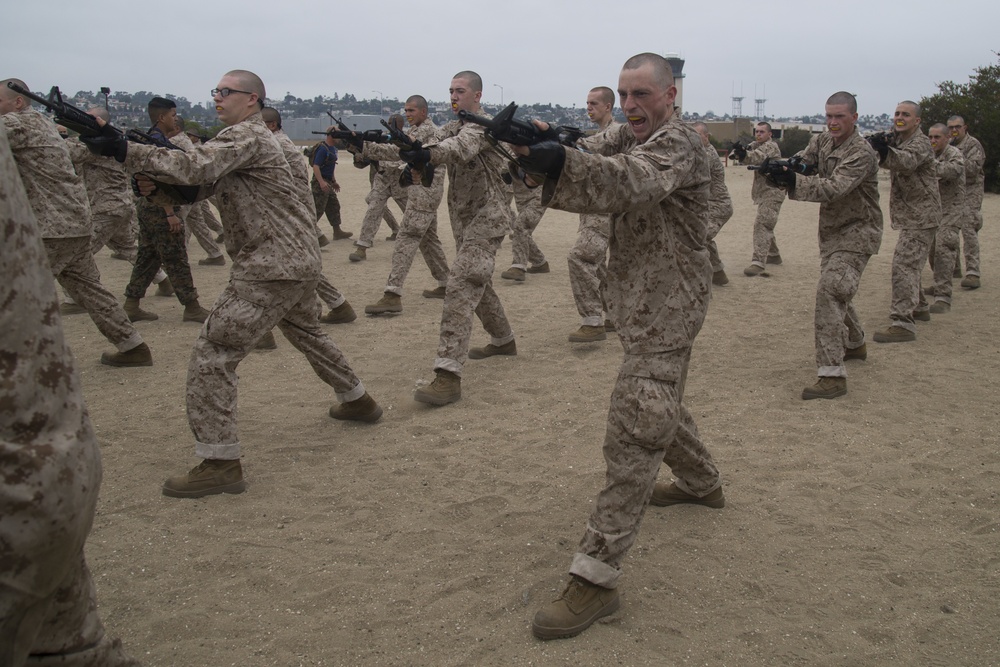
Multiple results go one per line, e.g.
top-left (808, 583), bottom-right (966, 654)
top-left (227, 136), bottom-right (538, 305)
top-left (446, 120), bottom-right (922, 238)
top-left (5, 0), bottom-right (997, 119)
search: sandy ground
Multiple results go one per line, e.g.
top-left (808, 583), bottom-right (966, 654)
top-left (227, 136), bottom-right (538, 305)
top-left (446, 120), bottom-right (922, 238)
top-left (60, 162), bottom-right (999, 666)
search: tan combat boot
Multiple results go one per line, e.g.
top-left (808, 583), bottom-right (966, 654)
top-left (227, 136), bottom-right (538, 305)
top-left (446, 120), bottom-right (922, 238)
top-left (198, 255), bottom-right (226, 266)
top-left (413, 370), bottom-right (461, 406)
top-left (802, 377), bottom-right (848, 400)
top-left (349, 246), bottom-right (367, 262)
top-left (124, 297), bottom-right (158, 322)
top-left (650, 481), bottom-right (726, 508)
top-left (422, 286), bottom-right (446, 299)
top-left (320, 301), bottom-right (357, 324)
top-left (183, 299), bottom-right (211, 323)
top-left (162, 459), bottom-right (246, 498)
top-left (873, 326), bottom-right (915, 343)
top-left (844, 343), bottom-right (867, 361)
top-left (526, 261), bottom-right (550, 274)
top-left (255, 331), bottom-right (277, 350)
top-left (468, 340), bottom-right (517, 359)
top-left (501, 267), bottom-right (525, 281)
top-left (365, 293), bottom-right (402, 315)
top-left (100, 342), bottom-right (154, 368)
top-left (568, 325), bottom-right (607, 343)
top-left (531, 576), bottom-right (620, 640)
top-left (329, 392), bottom-right (383, 423)
top-left (712, 269), bottom-right (730, 286)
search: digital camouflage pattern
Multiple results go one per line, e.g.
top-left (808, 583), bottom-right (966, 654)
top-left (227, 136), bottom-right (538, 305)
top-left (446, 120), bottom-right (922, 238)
top-left (540, 115), bottom-right (720, 586)
top-left (568, 122), bottom-right (620, 325)
top-left (931, 144), bottom-right (966, 302)
top-left (354, 168), bottom-right (408, 249)
top-left (882, 129), bottom-right (940, 329)
top-left (790, 127), bottom-right (883, 375)
top-left (705, 144), bottom-right (734, 272)
top-left (422, 115), bottom-right (514, 375)
top-left (66, 139), bottom-right (138, 260)
top-left (0, 125), bottom-right (139, 666)
top-left (363, 120), bottom-right (450, 294)
top-left (124, 112), bottom-right (365, 459)
top-left (509, 177), bottom-right (547, 269)
top-left (954, 132), bottom-right (985, 276)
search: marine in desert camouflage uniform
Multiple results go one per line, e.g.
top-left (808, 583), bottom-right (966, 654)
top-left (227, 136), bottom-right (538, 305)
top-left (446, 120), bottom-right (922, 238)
top-left (0, 78), bottom-right (152, 367)
top-left (500, 176), bottom-right (549, 281)
top-left (405, 71), bottom-right (516, 406)
top-left (784, 92), bottom-right (883, 400)
top-left (737, 122), bottom-right (786, 276)
top-left (85, 71), bottom-right (382, 498)
top-left (566, 86), bottom-right (619, 343)
top-left (872, 101), bottom-right (941, 343)
top-left (927, 123), bottom-right (966, 312)
top-left (349, 114), bottom-right (407, 262)
top-left (0, 121), bottom-right (140, 667)
top-left (515, 54), bottom-right (722, 640)
top-left (123, 98), bottom-right (211, 324)
top-left (693, 121), bottom-right (734, 287)
top-left (361, 94), bottom-right (450, 315)
top-left (948, 115), bottom-right (986, 288)
top-left (262, 106), bottom-right (356, 328)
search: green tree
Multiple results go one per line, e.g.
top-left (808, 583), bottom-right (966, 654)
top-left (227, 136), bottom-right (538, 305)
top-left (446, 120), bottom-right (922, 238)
top-left (920, 53), bottom-right (1000, 192)
top-left (779, 128), bottom-right (812, 157)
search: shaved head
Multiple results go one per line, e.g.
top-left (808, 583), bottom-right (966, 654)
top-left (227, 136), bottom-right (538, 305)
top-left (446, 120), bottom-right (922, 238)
top-left (405, 94), bottom-right (428, 110)
top-left (622, 53), bottom-right (674, 89)
top-left (261, 106), bottom-right (281, 127)
top-left (826, 91), bottom-right (857, 114)
top-left (452, 70), bottom-right (483, 92)
top-left (897, 100), bottom-right (920, 117)
top-left (225, 69), bottom-right (266, 107)
top-left (0, 78), bottom-right (28, 102)
top-left (590, 86), bottom-right (615, 106)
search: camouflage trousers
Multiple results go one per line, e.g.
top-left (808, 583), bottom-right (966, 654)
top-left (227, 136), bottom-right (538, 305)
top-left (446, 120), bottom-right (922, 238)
top-left (385, 209), bottom-right (449, 295)
top-left (184, 201), bottom-right (224, 260)
top-left (355, 172), bottom-right (403, 248)
top-left (568, 220), bottom-right (609, 326)
top-left (931, 224), bottom-right (961, 303)
top-left (706, 213), bottom-right (731, 273)
top-left (0, 442), bottom-right (138, 666)
top-left (750, 198), bottom-right (784, 266)
top-left (889, 228), bottom-right (935, 331)
top-left (316, 274), bottom-right (346, 310)
top-left (45, 237), bottom-right (142, 352)
top-left (187, 278), bottom-right (365, 460)
top-left (815, 251), bottom-right (870, 377)
top-left (570, 360), bottom-right (721, 588)
top-left (91, 211), bottom-right (137, 262)
top-left (961, 195), bottom-right (984, 276)
top-left (434, 237), bottom-right (514, 376)
top-left (311, 179), bottom-right (343, 231)
top-left (125, 208), bottom-right (199, 306)
top-left (509, 197), bottom-right (546, 269)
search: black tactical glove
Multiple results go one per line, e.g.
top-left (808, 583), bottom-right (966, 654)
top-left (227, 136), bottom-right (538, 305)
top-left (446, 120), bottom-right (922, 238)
top-left (80, 125), bottom-right (128, 163)
top-left (765, 168), bottom-right (797, 189)
top-left (516, 140), bottom-right (565, 180)
top-left (729, 141), bottom-right (748, 162)
top-left (399, 165), bottom-right (415, 187)
top-left (866, 133), bottom-right (891, 162)
top-left (399, 147), bottom-right (431, 167)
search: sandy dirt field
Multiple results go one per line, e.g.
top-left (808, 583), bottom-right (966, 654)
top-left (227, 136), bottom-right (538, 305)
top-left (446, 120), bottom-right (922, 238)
top-left (59, 159), bottom-right (999, 666)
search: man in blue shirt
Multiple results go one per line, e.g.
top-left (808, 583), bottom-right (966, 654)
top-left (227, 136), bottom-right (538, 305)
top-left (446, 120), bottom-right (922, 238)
top-left (311, 128), bottom-right (352, 239)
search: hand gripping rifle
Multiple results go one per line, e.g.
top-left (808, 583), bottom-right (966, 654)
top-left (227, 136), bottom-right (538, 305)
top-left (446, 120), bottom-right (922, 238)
top-left (747, 155), bottom-right (816, 188)
top-left (5, 82), bottom-right (199, 203)
top-left (123, 129), bottom-right (201, 202)
top-left (379, 119), bottom-right (434, 188)
top-left (456, 102), bottom-right (584, 175)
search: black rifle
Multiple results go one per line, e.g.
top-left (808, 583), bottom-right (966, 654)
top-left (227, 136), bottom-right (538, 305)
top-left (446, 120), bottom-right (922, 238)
top-left (728, 139), bottom-right (749, 161)
top-left (457, 102), bottom-right (584, 148)
top-left (311, 129), bottom-right (390, 144)
top-left (124, 129), bottom-right (202, 203)
top-left (865, 131), bottom-right (894, 161)
top-left (379, 119), bottom-right (435, 188)
top-left (746, 155), bottom-right (817, 176)
top-left (5, 82), bottom-right (199, 203)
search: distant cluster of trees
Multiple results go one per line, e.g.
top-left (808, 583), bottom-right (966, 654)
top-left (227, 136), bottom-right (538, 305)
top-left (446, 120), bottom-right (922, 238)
top-left (920, 53), bottom-right (1000, 192)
